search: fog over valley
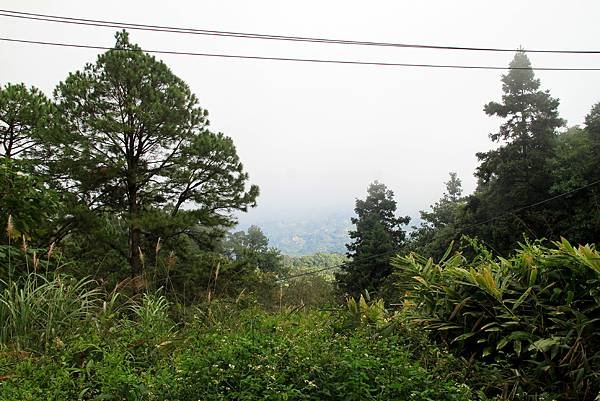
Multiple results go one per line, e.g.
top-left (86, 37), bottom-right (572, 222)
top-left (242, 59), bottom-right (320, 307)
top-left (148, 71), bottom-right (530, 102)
top-left (3, 1), bottom-right (600, 237)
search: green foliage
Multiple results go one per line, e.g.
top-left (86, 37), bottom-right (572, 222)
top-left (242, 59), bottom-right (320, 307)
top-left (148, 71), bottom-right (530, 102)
top-left (548, 106), bottom-right (600, 244)
top-left (280, 274), bottom-right (336, 308)
top-left (0, 159), bottom-right (60, 243)
top-left (128, 292), bottom-right (173, 338)
top-left (465, 52), bottom-right (565, 254)
top-left (4, 41), bottom-right (600, 401)
top-left (338, 181), bottom-right (410, 296)
top-left (223, 225), bottom-right (284, 273)
top-left (0, 82), bottom-right (53, 161)
top-left (392, 238), bottom-right (600, 399)
top-left (344, 292), bottom-right (388, 330)
top-left (0, 306), bottom-right (480, 401)
top-left (276, 253), bottom-right (345, 308)
top-left (0, 273), bottom-right (103, 351)
top-left (52, 30), bottom-right (258, 275)
top-left (411, 172), bottom-right (465, 259)
top-left (148, 244), bottom-right (282, 307)
top-left (406, 53), bottom-right (600, 263)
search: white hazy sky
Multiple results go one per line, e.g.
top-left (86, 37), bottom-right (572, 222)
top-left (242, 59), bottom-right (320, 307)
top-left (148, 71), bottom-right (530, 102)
top-left (2, 0), bottom-right (600, 224)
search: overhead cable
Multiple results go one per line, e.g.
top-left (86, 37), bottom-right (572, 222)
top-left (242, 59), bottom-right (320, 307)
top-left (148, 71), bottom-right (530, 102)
top-left (2, 37), bottom-right (600, 71)
top-left (1, 9), bottom-right (600, 54)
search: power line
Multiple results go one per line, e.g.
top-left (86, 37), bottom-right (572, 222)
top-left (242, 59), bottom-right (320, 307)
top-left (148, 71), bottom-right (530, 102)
top-left (458, 178), bottom-right (600, 231)
top-left (2, 8), bottom-right (600, 55)
top-left (3, 37), bottom-right (600, 71)
top-left (281, 179), bottom-right (600, 281)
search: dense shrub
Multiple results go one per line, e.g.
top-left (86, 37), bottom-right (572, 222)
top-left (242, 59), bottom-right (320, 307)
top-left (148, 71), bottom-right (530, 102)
top-left (392, 238), bottom-right (600, 400)
top-left (280, 274), bottom-right (336, 308)
top-left (0, 305), bottom-right (481, 400)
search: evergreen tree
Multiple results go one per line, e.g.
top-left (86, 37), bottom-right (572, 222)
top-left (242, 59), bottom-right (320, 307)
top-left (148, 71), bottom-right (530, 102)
top-left (0, 83), bottom-right (53, 162)
top-left (223, 225), bottom-right (283, 273)
top-left (337, 181), bottom-right (410, 296)
top-left (549, 104), bottom-right (600, 244)
top-left (411, 172), bottom-right (465, 259)
top-left (0, 83), bottom-right (64, 243)
top-left (466, 51), bottom-right (564, 253)
top-left (53, 31), bottom-right (259, 276)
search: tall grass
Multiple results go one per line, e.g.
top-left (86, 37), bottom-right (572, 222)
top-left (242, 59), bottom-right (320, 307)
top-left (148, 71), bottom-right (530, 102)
top-left (128, 291), bottom-right (173, 337)
top-left (0, 273), bottom-right (103, 350)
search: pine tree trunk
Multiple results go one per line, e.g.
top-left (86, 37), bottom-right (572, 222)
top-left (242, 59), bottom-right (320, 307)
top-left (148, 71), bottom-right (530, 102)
top-left (127, 169), bottom-right (141, 278)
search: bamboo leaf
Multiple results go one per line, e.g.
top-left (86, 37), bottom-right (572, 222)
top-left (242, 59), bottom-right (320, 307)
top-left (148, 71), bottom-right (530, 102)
top-left (511, 287), bottom-right (532, 311)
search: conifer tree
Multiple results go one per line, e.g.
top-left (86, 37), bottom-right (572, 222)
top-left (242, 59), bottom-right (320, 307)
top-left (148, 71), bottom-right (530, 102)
top-left (411, 172), bottom-right (464, 259)
top-left (0, 83), bottom-right (61, 242)
top-left (549, 104), bottom-right (600, 244)
top-left (337, 181), bottom-right (409, 296)
top-left (0, 83), bottom-right (53, 163)
top-left (466, 51), bottom-right (564, 253)
top-left (53, 31), bottom-right (259, 275)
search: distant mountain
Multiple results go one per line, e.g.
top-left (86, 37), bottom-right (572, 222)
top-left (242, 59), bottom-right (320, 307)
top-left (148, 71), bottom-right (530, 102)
top-left (239, 213), bottom-right (353, 256)
top-left (236, 211), bottom-right (421, 256)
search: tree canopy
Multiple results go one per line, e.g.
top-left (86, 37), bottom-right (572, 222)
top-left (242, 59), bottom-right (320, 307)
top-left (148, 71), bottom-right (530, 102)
top-left (0, 83), bottom-right (53, 162)
top-left (52, 31), bottom-right (259, 275)
top-left (464, 51), bottom-right (564, 253)
top-left (410, 172), bottom-right (465, 259)
top-left (223, 225), bottom-right (283, 273)
top-left (337, 181), bottom-right (410, 296)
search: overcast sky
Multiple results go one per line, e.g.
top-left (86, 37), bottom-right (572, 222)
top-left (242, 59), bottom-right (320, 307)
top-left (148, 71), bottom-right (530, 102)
top-left (2, 0), bottom-right (600, 225)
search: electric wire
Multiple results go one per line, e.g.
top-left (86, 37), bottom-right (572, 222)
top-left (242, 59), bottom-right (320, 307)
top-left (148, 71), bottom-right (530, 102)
top-left (2, 37), bottom-right (600, 71)
top-left (2, 10), bottom-right (598, 279)
top-left (458, 178), bottom-right (600, 231)
top-left (2, 8), bottom-right (600, 54)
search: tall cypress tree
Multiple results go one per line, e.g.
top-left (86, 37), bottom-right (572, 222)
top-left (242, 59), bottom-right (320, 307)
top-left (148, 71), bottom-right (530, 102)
top-left (337, 181), bottom-right (409, 296)
top-left (466, 52), bottom-right (564, 253)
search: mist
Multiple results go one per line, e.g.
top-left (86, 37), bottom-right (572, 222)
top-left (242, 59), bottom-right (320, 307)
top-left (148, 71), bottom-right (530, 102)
top-left (2, 0), bottom-right (600, 227)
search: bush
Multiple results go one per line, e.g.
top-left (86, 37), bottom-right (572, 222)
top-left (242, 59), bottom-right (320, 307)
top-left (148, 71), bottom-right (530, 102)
top-left (392, 238), bottom-right (600, 400)
top-left (0, 306), bottom-right (481, 400)
top-left (280, 274), bottom-right (336, 308)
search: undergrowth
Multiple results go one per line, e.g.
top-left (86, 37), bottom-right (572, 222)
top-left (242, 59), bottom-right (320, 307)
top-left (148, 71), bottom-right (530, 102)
top-left (0, 276), bottom-right (483, 400)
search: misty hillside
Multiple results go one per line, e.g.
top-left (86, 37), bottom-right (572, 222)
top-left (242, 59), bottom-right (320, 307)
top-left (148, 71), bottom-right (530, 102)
top-left (239, 213), bottom-right (353, 255)
top-left (237, 213), bottom-right (423, 255)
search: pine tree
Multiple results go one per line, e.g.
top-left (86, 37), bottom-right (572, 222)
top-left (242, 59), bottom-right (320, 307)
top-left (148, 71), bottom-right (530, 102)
top-left (53, 31), bottom-right (259, 275)
top-left (337, 181), bottom-right (410, 296)
top-left (466, 51), bottom-right (564, 253)
top-left (411, 172), bottom-right (465, 259)
top-left (0, 83), bottom-right (62, 242)
top-left (0, 83), bottom-right (53, 162)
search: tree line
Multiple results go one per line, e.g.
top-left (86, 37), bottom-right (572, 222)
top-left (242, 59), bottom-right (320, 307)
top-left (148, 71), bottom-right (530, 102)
top-left (0, 31), bottom-right (285, 299)
top-left (334, 52), bottom-right (600, 399)
top-left (2, 34), bottom-right (598, 399)
top-left (338, 51), bottom-right (600, 297)
top-left (2, 32), bottom-right (599, 303)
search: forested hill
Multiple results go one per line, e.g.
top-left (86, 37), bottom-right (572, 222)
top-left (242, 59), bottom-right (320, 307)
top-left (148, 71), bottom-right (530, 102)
top-left (238, 213), bottom-right (353, 255)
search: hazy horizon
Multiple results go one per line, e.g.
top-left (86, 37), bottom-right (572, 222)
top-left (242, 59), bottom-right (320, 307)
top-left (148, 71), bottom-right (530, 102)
top-left (3, 0), bottom-right (600, 226)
